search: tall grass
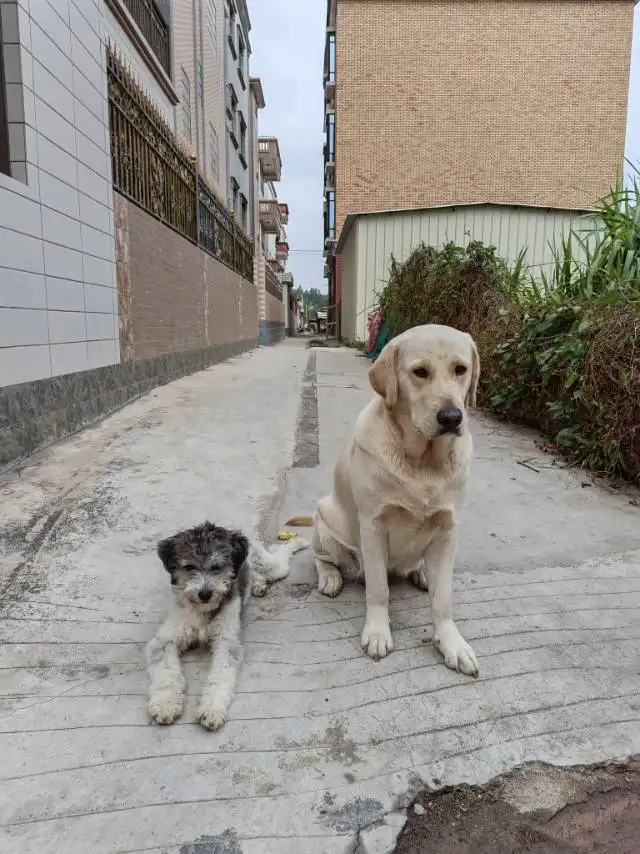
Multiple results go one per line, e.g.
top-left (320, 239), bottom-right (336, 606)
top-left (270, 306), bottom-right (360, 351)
top-left (538, 174), bottom-right (640, 303)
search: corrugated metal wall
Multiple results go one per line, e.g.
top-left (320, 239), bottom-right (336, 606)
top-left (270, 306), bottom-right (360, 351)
top-left (340, 205), bottom-right (593, 342)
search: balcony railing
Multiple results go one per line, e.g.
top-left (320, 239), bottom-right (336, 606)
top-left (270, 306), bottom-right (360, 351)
top-left (258, 137), bottom-right (282, 182)
top-left (279, 203), bottom-right (289, 225)
top-left (276, 241), bottom-right (289, 266)
top-left (259, 199), bottom-right (282, 234)
top-left (108, 44), bottom-right (253, 282)
top-left (122, 0), bottom-right (171, 77)
top-left (265, 263), bottom-right (283, 302)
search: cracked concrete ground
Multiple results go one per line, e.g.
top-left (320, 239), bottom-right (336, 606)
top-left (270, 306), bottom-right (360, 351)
top-left (1, 339), bottom-right (640, 854)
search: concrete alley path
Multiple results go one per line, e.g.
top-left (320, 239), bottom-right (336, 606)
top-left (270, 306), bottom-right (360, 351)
top-left (1, 340), bottom-right (640, 854)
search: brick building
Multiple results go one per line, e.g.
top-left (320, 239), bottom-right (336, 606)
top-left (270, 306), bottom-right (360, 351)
top-left (324, 0), bottom-right (635, 340)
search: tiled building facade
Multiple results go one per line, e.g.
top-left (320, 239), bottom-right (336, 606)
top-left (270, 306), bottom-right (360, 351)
top-left (0, 0), bottom-right (288, 467)
top-left (0, 0), bottom-right (117, 388)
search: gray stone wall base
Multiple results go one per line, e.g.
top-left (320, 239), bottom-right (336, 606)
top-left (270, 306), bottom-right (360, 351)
top-left (259, 320), bottom-right (285, 346)
top-left (0, 338), bottom-right (259, 470)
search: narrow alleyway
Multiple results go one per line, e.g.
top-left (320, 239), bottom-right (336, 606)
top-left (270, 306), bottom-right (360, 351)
top-left (1, 340), bottom-right (640, 854)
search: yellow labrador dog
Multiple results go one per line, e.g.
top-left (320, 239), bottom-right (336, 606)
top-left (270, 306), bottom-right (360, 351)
top-left (312, 324), bottom-right (479, 676)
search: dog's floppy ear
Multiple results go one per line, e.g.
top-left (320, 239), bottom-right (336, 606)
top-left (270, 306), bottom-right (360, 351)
top-left (466, 336), bottom-right (480, 409)
top-left (229, 531), bottom-right (249, 570)
top-left (157, 536), bottom-right (178, 579)
top-left (369, 342), bottom-right (398, 409)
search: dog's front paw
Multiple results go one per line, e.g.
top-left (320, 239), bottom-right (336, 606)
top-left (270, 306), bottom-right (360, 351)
top-left (434, 622), bottom-right (479, 677)
top-left (148, 691), bottom-right (185, 725)
top-left (197, 702), bottom-right (228, 731)
top-left (361, 622), bottom-right (394, 660)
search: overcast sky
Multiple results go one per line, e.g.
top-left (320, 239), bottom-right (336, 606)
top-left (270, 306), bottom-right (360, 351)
top-left (249, 2), bottom-right (640, 294)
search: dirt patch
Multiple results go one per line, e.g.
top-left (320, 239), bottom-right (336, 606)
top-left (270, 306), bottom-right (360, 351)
top-left (395, 759), bottom-right (640, 854)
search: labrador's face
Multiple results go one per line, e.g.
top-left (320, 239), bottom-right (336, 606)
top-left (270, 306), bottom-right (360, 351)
top-left (369, 324), bottom-right (480, 440)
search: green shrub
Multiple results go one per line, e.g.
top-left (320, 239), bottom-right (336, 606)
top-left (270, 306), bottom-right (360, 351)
top-left (373, 176), bottom-right (640, 482)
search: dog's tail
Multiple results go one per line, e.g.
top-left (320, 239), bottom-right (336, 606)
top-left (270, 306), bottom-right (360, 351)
top-left (252, 536), bottom-right (310, 583)
top-left (284, 515), bottom-right (314, 527)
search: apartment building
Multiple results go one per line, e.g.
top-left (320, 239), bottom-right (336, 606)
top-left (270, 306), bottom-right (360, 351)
top-left (170, 0), bottom-right (251, 230)
top-left (324, 0), bottom-right (635, 341)
top-left (255, 134), bottom-right (289, 344)
top-left (0, 0), bottom-right (280, 468)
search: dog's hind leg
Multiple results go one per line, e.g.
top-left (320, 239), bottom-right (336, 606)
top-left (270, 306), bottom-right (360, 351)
top-left (312, 512), bottom-right (346, 597)
top-left (249, 536), bottom-right (310, 595)
top-left (197, 594), bottom-right (243, 731)
top-left (314, 555), bottom-right (344, 597)
top-left (146, 613), bottom-right (192, 725)
top-left (409, 561), bottom-right (429, 592)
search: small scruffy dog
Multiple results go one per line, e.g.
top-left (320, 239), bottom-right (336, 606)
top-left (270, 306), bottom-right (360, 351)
top-left (146, 521), bottom-right (308, 730)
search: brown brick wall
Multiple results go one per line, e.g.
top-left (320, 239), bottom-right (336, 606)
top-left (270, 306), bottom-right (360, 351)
top-left (116, 193), bottom-right (258, 361)
top-left (335, 0), bottom-right (634, 234)
top-left (265, 289), bottom-right (284, 325)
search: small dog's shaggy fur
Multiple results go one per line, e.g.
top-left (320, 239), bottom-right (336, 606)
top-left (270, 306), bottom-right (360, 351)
top-left (146, 522), bottom-right (308, 730)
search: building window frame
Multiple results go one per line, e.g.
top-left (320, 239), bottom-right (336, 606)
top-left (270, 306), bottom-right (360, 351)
top-left (325, 31), bottom-right (336, 85)
top-left (227, 83), bottom-right (239, 148)
top-left (227, 2), bottom-right (237, 58)
top-left (207, 0), bottom-right (217, 50)
top-left (196, 57), bottom-right (204, 109)
top-left (0, 32), bottom-right (10, 176)
top-left (238, 110), bottom-right (247, 167)
top-left (180, 66), bottom-right (192, 142)
top-left (230, 175), bottom-right (239, 217)
top-left (237, 25), bottom-right (246, 89)
top-left (326, 112), bottom-right (335, 160)
top-left (325, 190), bottom-right (336, 240)
top-left (209, 122), bottom-right (220, 184)
top-left (240, 192), bottom-right (248, 231)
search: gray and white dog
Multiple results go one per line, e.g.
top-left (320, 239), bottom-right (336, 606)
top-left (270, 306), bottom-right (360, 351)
top-left (146, 521), bottom-right (308, 730)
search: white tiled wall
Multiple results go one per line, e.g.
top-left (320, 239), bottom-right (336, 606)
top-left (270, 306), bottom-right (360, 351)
top-left (0, 0), bottom-right (118, 388)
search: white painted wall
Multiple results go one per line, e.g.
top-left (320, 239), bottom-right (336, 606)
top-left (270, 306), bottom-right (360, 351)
top-left (0, 0), bottom-right (118, 387)
top-left (339, 205), bottom-right (593, 342)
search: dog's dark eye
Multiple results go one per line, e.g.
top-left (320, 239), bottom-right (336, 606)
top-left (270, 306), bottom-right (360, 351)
top-left (413, 367), bottom-right (429, 379)
top-left (455, 365), bottom-right (467, 376)
top-left (183, 564), bottom-right (198, 572)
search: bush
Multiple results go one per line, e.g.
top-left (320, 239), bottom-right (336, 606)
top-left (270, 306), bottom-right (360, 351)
top-left (376, 240), bottom-right (524, 403)
top-left (374, 177), bottom-right (640, 482)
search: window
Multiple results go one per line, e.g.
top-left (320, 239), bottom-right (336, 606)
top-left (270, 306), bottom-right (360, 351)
top-left (227, 2), bottom-right (237, 57)
top-left (0, 12), bottom-right (27, 181)
top-left (0, 36), bottom-right (9, 176)
top-left (209, 123), bottom-right (219, 184)
top-left (227, 84), bottom-right (238, 147)
top-left (240, 193), bottom-right (248, 231)
top-left (237, 26), bottom-right (246, 88)
top-left (326, 112), bottom-right (335, 161)
top-left (230, 176), bottom-right (239, 216)
top-left (207, 0), bottom-right (217, 49)
top-left (326, 32), bottom-right (336, 84)
top-left (325, 190), bottom-right (336, 240)
top-left (180, 67), bottom-right (192, 142)
top-left (196, 58), bottom-right (204, 108)
top-left (238, 111), bottom-right (247, 166)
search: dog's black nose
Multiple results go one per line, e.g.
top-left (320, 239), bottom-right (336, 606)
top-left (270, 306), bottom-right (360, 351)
top-left (198, 589), bottom-right (213, 603)
top-left (437, 405), bottom-right (463, 433)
